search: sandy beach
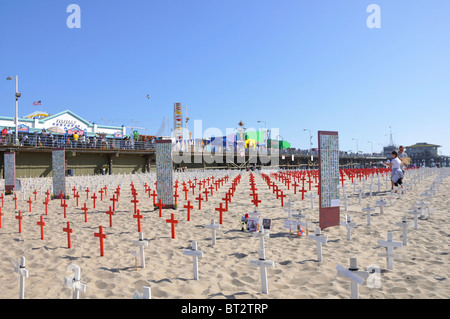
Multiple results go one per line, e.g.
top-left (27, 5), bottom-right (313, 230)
top-left (0, 167), bottom-right (448, 299)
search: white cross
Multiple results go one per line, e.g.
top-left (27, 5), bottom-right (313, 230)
top-left (376, 176), bottom-right (383, 192)
top-left (283, 219), bottom-right (298, 235)
top-left (378, 232), bottom-right (403, 270)
top-left (64, 264), bottom-right (87, 299)
top-left (367, 184), bottom-right (375, 198)
top-left (415, 199), bottom-right (430, 219)
top-left (249, 228), bottom-right (274, 294)
top-left (12, 256), bottom-right (28, 299)
top-left (131, 232), bottom-right (149, 268)
top-left (342, 194), bottom-right (349, 212)
top-left (375, 199), bottom-right (387, 214)
top-left (395, 216), bottom-right (412, 246)
top-left (307, 227), bottom-right (328, 262)
top-left (183, 240), bottom-right (204, 280)
top-left (357, 187), bottom-right (363, 204)
top-left (306, 192), bottom-right (316, 209)
top-left (362, 204), bottom-right (376, 226)
top-left (340, 215), bottom-right (357, 241)
top-left (205, 218), bottom-right (220, 246)
top-left (408, 208), bottom-right (421, 230)
top-left (336, 257), bottom-right (369, 299)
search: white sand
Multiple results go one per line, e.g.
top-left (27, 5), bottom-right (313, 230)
top-left (0, 168), bottom-right (448, 299)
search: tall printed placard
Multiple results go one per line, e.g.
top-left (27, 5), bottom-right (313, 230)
top-left (173, 102), bottom-right (183, 141)
top-left (155, 139), bottom-right (174, 209)
top-left (4, 152), bottom-right (16, 194)
top-left (318, 131), bottom-right (340, 230)
top-left (52, 148), bottom-right (66, 199)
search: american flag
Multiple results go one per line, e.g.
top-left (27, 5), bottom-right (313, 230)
top-left (33, 101), bottom-right (42, 106)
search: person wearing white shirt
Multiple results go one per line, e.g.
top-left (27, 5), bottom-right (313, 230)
top-left (383, 151), bottom-right (404, 192)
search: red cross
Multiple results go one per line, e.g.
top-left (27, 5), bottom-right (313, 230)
top-left (292, 182), bottom-right (299, 194)
top-left (61, 199), bottom-right (68, 218)
top-left (183, 186), bottom-right (189, 200)
top-left (104, 185), bottom-right (108, 197)
top-left (203, 189), bottom-right (209, 202)
top-left (94, 226), bottom-right (107, 256)
top-left (0, 193), bottom-right (3, 207)
top-left (15, 211), bottom-right (23, 233)
top-left (81, 203), bottom-right (89, 222)
top-left (13, 193), bottom-right (17, 209)
top-left (110, 195), bottom-right (117, 211)
top-left (133, 209), bottom-right (143, 232)
top-left (99, 188), bottom-right (104, 201)
top-left (166, 213), bottom-right (178, 239)
top-left (190, 183), bottom-right (196, 195)
top-left (59, 191), bottom-right (65, 205)
top-left (208, 185), bottom-right (214, 196)
top-left (271, 182), bottom-right (277, 193)
top-left (45, 190), bottom-right (50, 202)
top-left (184, 200), bottom-right (193, 221)
top-left (131, 196), bottom-right (139, 214)
top-left (63, 221), bottom-right (73, 248)
top-left (173, 192), bottom-right (179, 205)
top-left (315, 183), bottom-right (320, 195)
top-left (37, 215), bottom-right (45, 240)
top-left (278, 190), bottom-right (286, 207)
top-left (27, 197), bottom-right (33, 212)
top-left (340, 175), bottom-right (346, 187)
top-left (299, 186), bottom-right (307, 200)
top-left (74, 192), bottom-right (80, 206)
top-left (196, 194), bottom-right (203, 210)
top-left (155, 199), bottom-right (165, 217)
top-left (72, 186), bottom-right (77, 198)
top-left (151, 190), bottom-right (157, 206)
top-left (85, 187), bottom-right (90, 200)
top-left (307, 178), bottom-right (313, 190)
top-left (285, 179), bottom-right (291, 190)
top-left (106, 206), bottom-right (115, 227)
top-left (251, 194), bottom-right (261, 208)
top-left (215, 202), bottom-right (226, 224)
top-left (33, 189), bottom-right (38, 201)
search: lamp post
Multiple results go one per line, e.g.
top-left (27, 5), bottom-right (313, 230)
top-left (303, 129), bottom-right (313, 161)
top-left (6, 75), bottom-right (20, 145)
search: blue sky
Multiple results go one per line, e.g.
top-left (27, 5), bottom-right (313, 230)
top-left (1, 0), bottom-right (449, 154)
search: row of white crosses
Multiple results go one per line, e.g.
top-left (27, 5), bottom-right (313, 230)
top-left (10, 232), bottom-right (152, 299)
top-left (336, 230), bottom-right (404, 299)
top-left (337, 167), bottom-right (449, 298)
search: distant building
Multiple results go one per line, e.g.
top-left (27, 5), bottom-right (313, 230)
top-left (405, 142), bottom-right (449, 167)
top-left (406, 142), bottom-right (440, 157)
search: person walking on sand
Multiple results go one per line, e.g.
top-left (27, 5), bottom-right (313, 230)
top-left (383, 151), bottom-right (404, 193)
